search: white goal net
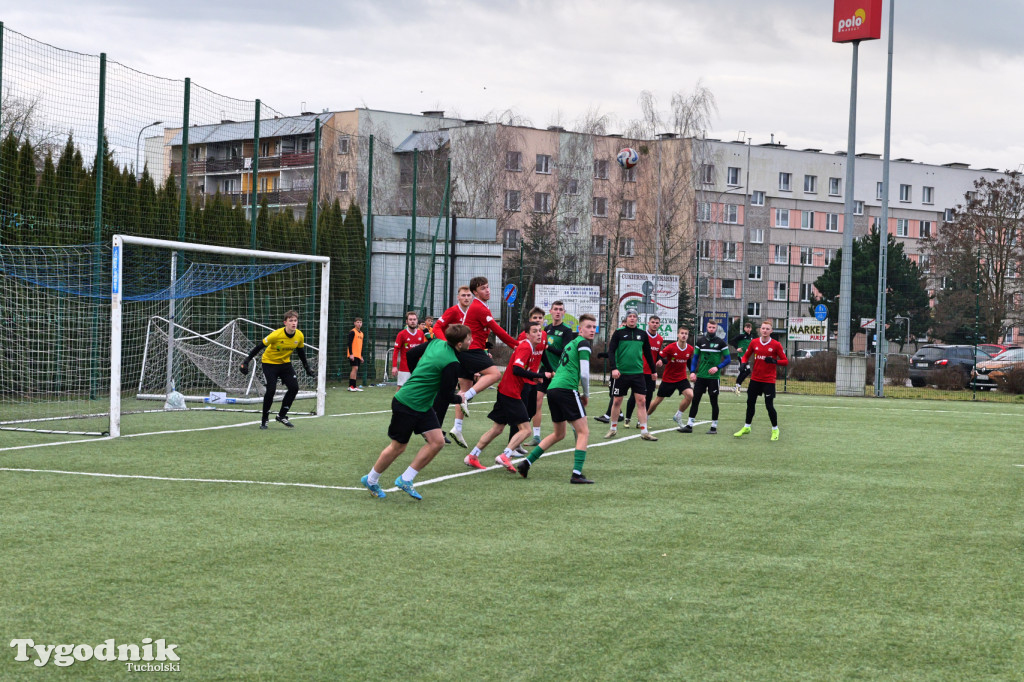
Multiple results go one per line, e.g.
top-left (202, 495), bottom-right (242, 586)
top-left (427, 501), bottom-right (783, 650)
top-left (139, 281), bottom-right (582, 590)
top-left (0, 237), bottom-right (329, 437)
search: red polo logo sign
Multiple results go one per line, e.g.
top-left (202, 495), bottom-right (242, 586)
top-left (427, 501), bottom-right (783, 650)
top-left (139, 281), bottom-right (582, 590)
top-left (833, 0), bottom-right (882, 43)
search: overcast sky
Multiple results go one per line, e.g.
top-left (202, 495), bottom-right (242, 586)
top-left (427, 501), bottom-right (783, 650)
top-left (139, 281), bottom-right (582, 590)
top-left (6, 0), bottom-right (1024, 170)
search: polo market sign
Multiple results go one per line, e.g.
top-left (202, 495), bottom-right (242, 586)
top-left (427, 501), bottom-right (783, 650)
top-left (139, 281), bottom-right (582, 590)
top-left (788, 316), bottom-right (828, 342)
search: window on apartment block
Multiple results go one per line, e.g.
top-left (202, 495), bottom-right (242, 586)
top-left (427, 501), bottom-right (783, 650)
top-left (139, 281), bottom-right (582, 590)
top-left (747, 302), bottom-right (762, 317)
top-left (825, 248), bottom-right (836, 266)
top-left (593, 196), bottom-right (608, 217)
top-left (505, 190), bottom-right (521, 211)
top-left (750, 228), bottom-right (764, 244)
top-left (826, 213), bottom-right (840, 232)
top-left (727, 166), bottom-right (741, 186)
top-left (592, 235), bottom-right (608, 254)
top-left (801, 210), bottom-right (814, 230)
top-left (698, 240), bottom-right (711, 260)
top-left (876, 181), bottom-right (884, 200)
top-left (774, 281), bottom-right (788, 301)
top-left (804, 174), bottom-right (817, 193)
top-left (502, 229), bottom-right (520, 250)
top-left (800, 283), bottom-right (813, 302)
top-left (829, 177), bottom-right (841, 196)
top-left (619, 237), bottom-right (635, 257)
top-left (722, 241), bottom-right (738, 261)
top-left (506, 151), bottom-right (522, 171)
top-left (774, 244), bottom-right (789, 264)
top-left (563, 216), bottom-right (580, 234)
top-left (899, 184), bottom-right (912, 202)
top-left (721, 279), bottom-right (736, 298)
top-left (698, 278), bottom-right (709, 297)
top-left (751, 190), bottom-right (765, 206)
top-left (779, 172), bottom-right (792, 191)
top-left (536, 154), bottom-right (552, 174)
top-left (563, 177), bottom-right (579, 195)
top-left (800, 247), bottom-right (813, 265)
top-left (337, 136), bottom-right (350, 154)
top-left (697, 202), bottom-right (712, 222)
top-left (920, 220), bottom-right (932, 239)
top-left (896, 218), bottom-right (909, 237)
top-left (700, 164), bottom-right (715, 184)
top-left (724, 204), bottom-right (739, 224)
top-left (336, 171), bottom-right (349, 192)
top-left (944, 208), bottom-right (955, 222)
top-left (922, 186), bottom-right (934, 204)
top-left (621, 200), bottom-right (637, 220)
top-left (623, 166), bottom-right (637, 182)
top-left (534, 192), bottom-right (551, 213)
top-left (749, 265), bottom-right (763, 281)
top-left (854, 200), bottom-right (864, 215)
top-left (775, 208), bottom-right (790, 228)
top-left (593, 159), bottom-right (609, 179)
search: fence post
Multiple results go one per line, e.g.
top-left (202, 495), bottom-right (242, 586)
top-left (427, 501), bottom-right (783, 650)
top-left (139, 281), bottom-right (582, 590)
top-left (89, 52), bottom-right (107, 401)
top-left (363, 135), bottom-right (374, 387)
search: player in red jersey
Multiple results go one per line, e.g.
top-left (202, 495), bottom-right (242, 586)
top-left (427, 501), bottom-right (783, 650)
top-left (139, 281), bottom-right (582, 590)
top-left (432, 277), bottom-right (518, 447)
top-left (465, 322), bottom-right (552, 471)
top-left (624, 315), bottom-right (664, 426)
top-left (647, 327), bottom-right (695, 430)
top-left (392, 310), bottom-right (426, 387)
top-left (505, 306), bottom-right (548, 453)
top-left (734, 320), bottom-right (788, 441)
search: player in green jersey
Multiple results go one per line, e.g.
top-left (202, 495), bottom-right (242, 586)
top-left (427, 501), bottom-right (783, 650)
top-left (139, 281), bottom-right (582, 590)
top-left (680, 318), bottom-right (731, 434)
top-left (604, 311), bottom-right (659, 441)
top-left (516, 314), bottom-right (598, 484)
top-left (534, 300), bottom-right (576, 444)
top-left (360, 324), bottom-right (486, 500)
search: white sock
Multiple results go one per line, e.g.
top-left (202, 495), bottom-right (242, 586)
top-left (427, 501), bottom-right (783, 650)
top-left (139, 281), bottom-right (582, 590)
top-left (401, 466), bottom-right (418, 482)
top-left (745, 423), bottom-right (751, 428)
top-left (610, 421), bottom-right (617, 428)
top-left (470, 446), bottom-right (481, 457)
top-left (464, 388), bottom-right (477, 401)
top-left (454, 418), bottom-right (464, 431)
top-left (711, 421), bottom-right (718, 428)
top-left (772, 426), bottom-right (779, 431)
top-left (687, 418), bottom-right (695, 426)
top-left (503, 448), bottom-right (515, 458)
top-left (640, 423), bottom-right (648, 432)
top-left (674, 411), bottom-right (683, 420)
top-left (533, 427), bottom-right (541, 437)
top-left (367, 469), bottom-right (380, 486)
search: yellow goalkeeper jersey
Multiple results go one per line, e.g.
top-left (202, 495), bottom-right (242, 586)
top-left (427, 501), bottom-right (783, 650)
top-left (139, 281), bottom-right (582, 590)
top-left (261, 328), bottom-right (304, 364)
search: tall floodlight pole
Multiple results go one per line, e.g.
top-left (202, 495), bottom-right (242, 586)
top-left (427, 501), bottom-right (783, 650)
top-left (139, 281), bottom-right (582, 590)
top-left (832, 0), bottom-right (883, 395)
top-left (874, 0), bottom-right (896, 397)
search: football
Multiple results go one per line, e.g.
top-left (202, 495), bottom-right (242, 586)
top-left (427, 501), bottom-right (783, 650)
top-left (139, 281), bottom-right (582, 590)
top-left (616, 147), bottom-right (639, 169)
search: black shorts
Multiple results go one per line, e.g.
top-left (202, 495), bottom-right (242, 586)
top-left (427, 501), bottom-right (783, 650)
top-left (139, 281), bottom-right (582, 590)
top-left (747, 379), bottom-right (777, 400)
top-left (535, 370), bottom-right (554, 393)
top-left (657, 378), bottom-right (692, 397)
top-left (693, 377), bottom-right (720, 396)
top-left (458, 348), bottom-right (495, 379)
top-left (349, 357), bottom-right (362, 367)
top-left (520, 383), bottom-right (539, 419)
top-left (546, 388), bottom-right (585, 423)
top-left (387, 397), bottom-right (441, 444)
top-left (611, 373), bottom-right (646, 398)
top-left (488, 391), bottom-right (530, 426)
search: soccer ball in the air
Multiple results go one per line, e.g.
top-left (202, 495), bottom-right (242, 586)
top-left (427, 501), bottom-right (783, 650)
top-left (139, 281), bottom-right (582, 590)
top-left (616, 147), bottom-right (639, 169)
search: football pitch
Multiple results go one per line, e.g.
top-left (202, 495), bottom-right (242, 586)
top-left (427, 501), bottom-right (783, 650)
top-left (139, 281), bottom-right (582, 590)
top-left (1, 387), bottom-right (1022, 680)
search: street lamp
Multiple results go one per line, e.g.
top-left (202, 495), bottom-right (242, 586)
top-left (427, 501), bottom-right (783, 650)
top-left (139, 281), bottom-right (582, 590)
top-left (135, 121), bottom-right (163, 178)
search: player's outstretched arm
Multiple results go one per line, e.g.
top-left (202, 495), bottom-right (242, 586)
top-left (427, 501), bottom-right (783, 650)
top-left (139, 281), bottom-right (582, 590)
top-left (296, 346), bottom-right (314, 377)
top-left (239, 341), bottom-right (264, 374)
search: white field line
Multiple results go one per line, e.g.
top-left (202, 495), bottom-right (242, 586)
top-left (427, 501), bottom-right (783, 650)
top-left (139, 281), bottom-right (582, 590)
top-left (0, 421), bottom-right (703, 491)
top-left (0, 409), bottom-right (390, 455)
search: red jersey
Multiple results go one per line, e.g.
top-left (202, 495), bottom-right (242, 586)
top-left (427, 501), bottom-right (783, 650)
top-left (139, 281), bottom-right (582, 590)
top-left (516, 329), bottom-right (548, 384)
top-left (433, 297), bottom-right (517, 350)
top-left (660, 342), bottom-right (694, 383)
top-left (497, 339), bottom-right (536, 399)
top-left (741, 337), bottom-right (788, 384)
top-left (642, 332), bottom-right (664, 374)
top-left (392, 327), bottom-right (426, 372)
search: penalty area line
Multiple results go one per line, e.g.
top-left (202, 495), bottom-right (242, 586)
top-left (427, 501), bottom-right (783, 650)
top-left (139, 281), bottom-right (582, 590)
top-left (0, 466), bottom-right (363, 491)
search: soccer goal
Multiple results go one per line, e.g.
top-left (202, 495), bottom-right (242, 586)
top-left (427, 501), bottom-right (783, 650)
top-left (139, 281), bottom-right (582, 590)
top-left (0, 237), bottom-right (329, 438)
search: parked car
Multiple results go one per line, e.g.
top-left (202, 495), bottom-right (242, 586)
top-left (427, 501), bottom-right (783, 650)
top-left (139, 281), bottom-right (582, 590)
top-left (972, 347), bottom-right (1024, 391)
top-left (978, 343), bottom-right (1022, 358)
top-left (909, 345), bottom-right (992, 388)
top-left (793, 348), bottom-right (829, 359)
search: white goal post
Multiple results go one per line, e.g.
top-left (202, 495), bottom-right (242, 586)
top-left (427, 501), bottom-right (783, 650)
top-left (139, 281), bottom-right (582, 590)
top-left (110, 235), bottom-right (330, 437)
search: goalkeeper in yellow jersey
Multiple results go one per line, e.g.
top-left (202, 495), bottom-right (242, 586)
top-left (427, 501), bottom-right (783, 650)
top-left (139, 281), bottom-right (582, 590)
top-left (240, 310), bottom-right (314, 429)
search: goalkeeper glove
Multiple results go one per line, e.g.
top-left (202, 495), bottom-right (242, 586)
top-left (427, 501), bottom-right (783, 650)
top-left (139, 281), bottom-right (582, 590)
top-left (240, 362), bottom-right (249, 375)
top-left (304, 366), bottom-right (315, 377)
top-left (763, 356), bottom-right (777, 364)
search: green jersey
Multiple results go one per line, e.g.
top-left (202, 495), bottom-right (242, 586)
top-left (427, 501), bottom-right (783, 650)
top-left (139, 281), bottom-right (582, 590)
top-left (608, 326), bottom-right (656, 375)
top-left (691, 333), bottom-right (731, 379)
top-left (547, 336), bottom-right (592, 392)
top-left (543, 322), bottom-right (577, 371)
top-left (395, 339), bottom-right (459, 412)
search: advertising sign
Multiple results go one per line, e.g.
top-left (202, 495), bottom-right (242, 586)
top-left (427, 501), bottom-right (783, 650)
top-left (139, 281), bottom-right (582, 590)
top-left (700, 311), bottom-right (729, 343)
top-left (832, 0), bottom-right (883, 43)
top-left (616, 273), bottom-right (679, 336)
top-left (533, 284), bottom-right (601, 332)
top-left (788, 317), bottom-right (829, 342)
